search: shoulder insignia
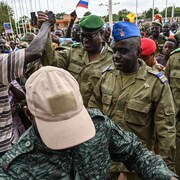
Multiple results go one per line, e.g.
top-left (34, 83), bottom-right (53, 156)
top-left (148, 69), bottom-right (168, 84)
top-left (102, 65), bottom-right (112, 74)
top-left (72, 42), bottom-right (81, 48)
top-left (170, 48), bottom-right (180, 56)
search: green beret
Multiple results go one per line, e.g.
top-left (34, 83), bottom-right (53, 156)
top-left (20, 32), bottom-right (37, 44)
top-left (151, 21), bottom-right (162, 27)
top-left (174, 30), bottom-right (180, 40)
top-left (80, 15), bottom-right (104, 32)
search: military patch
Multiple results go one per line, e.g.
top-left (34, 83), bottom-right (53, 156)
top-left (119, 29), bottom-right (125, 37)
top-left (148, 69), bottom-right (168, 84)
top-left (170, 48), bottom-right (180, 56)
top-left (102, 65), bottom-right (112, 74)
top-left (72, 42), bottom-right (81, 48)
top-left (156, 72), bottom-right (168, 83)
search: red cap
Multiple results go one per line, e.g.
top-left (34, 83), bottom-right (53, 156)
top-left (141, 38), bottom-right (156, 56)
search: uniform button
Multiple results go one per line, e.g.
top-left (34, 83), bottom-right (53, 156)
top-left (25, 141), bottom-right (31, 147)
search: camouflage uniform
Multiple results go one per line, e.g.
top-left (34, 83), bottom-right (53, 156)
top-left (165, 48), bottom-right (180, 176)
top-left (41, 36), bottom-right (113, 107)
top-left (0, 109), bottom-right (178, 179)
top-left (88, 59), bottom-right (176, 174)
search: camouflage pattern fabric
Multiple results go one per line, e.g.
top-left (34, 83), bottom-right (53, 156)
top-left (0, 109), bottom-right (178, 179)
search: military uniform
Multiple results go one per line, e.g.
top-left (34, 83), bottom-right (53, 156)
top-left (0, 109), bottom-right (178, 179)
top-left (88, 60), bottom-right (176, 174)
top-left (41, 39), bottom-right (113, 107)
top-left (165, 48), bottom-right (180, 176)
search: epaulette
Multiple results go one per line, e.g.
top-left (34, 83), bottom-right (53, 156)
top-left (72, 42), bottom-right (81, 48)
top-left (102, 65), bottom-right (112, 74)
top-left (170, 48), bottom-right (180, 56)
top-left (148, 69), bottom-right (168, 84)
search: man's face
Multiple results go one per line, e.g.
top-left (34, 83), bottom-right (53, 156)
top-left (162, 25), bottom-right (170, 36)
top-left (112, 38), bottom-right (140, 73)
top-left (55, 30), bottom-right (63, 38)
top-left (71, 25), bottom-right (80, 41)
top-left (151, 26), bottom-right (160, 37)
top-left (163, 41), bottom-right (176, 56)
top-left (0, 39), bottom-right (6, 53)
top-left (81, 30), bottom-right (102, 52)
top-left (10, 42), bottom-right (16, 50)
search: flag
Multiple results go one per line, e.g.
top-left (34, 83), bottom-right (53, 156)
top-left (127, 13), bottom-right (136, 23)
top-left (76, 0), bottom-right (89, 9)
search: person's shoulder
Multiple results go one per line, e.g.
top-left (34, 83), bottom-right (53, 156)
top-left (102, 64), bottom-right (115, 74)
top-left (170, 48), bottom-right (180, 56)
top-left (71, 42), bottom-right (82, 48)
top-left (147, 68), bottom-right (168, 84)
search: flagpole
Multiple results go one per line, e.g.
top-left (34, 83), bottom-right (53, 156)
top-left (21, 0), bottom-right (28, 33)
top-left (136, 0), bottom-right (138, 25)
top-left (152, 0), bottom-right (154, 21)
top-left (47, 0), bottom-right (49, 10)
top-left (10, 0), bottom-right (18, 35)
top-left (108, 0), bottom-right (113, 31)
top-left (38, 0), bottom-right (41, 10)
top-left (165, 0), bottom-right (168, 22)
top-left (14, 0), bottom-right (21, 36)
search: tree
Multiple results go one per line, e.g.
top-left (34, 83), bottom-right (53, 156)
top-left (0, 1), bottom-right (14, 33)
top-left (83, 11), bottom-right (91, 16)
top-left (118, 9), bottom-right (131, 21)
top-left (145, 8), bottom-right (159, 18)
top-left (160, 6), bottom-right (180, 17)
top-left (56, 12), bottom-right (67, 20)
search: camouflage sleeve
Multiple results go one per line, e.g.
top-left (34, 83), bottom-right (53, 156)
top-left (109, 120), bottom-right (179, 179)
top-left (40, 32), bottom-right (70, 69)
top-left (88, 76), bottom-right (103, 110)
top-left (153, 80), bottom-right (176, 171)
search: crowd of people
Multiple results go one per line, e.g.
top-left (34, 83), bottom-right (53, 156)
top-left (0, 10), bottom-right (180, 179)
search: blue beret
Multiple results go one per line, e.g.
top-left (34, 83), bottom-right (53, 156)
top-left (112, 21), bottom-right (140, 42)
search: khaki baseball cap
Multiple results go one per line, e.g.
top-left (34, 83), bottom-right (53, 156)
top-left (25, 66), bottom-right (95, 150)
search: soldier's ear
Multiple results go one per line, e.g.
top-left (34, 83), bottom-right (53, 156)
top-left (137, 47), bottom-right (142, 58)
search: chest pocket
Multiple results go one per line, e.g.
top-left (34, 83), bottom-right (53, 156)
top-left (90, 70), bottom-right (102, 88)
top-left (102, 90), bottom-right (113, 116)
top-left (67, 61), bottom-right (84, 80)
top-left (169, 69), bottom-right (180, 89)
top-left (125, 99), bottom-right (151, 125)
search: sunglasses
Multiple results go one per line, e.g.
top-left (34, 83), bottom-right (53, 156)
top-left (81, 30), bottom-right (100, 40)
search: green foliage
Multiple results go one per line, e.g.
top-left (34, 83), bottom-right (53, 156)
top-left (145, 8), bottom-right (159, 18)
top-left (160, 7), bottom-right (180, 17)
top-left (83, 11), bottom-right (91, 16)
top-left (0, 1), bottom-right (14, 33)
top-left (118, 9), bottom-right (131, 21)
top-left (56, 12), bottom-right (67, 20)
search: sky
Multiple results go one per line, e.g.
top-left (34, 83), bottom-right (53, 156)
top-left (5, 0), bottom-right (180, 20)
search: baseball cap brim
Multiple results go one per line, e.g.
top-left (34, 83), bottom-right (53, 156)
top-left (35, 106), bottom-right (96, 150)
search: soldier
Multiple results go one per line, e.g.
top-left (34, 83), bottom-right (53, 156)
top-left (149, 21), bottom-right (166, 56)
top-left (37, 11), bottom-right (113, 107)
top-left (0, 66), bottom-right (178, 180)
top-left (141, 37), bottom-right (165, 71)
top-left (88, 21), bottom-right (176, 180)
top-left (165, 48), bottom-right (180, 176)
